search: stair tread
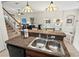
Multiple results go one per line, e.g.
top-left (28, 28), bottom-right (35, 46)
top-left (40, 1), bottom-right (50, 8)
top-left (5, 21), bottom-right (21, 39)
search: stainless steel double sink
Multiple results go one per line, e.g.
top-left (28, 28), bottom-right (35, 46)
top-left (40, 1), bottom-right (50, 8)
top-left (28, 37), bottom-right (65, 56)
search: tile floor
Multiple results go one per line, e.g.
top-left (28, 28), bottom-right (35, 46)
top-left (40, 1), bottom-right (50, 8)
top-left (0, 38), bottom-right (79, 57)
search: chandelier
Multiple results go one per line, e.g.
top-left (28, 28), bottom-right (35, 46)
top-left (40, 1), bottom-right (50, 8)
top-left (22, 1), bottom-right (32, 13)
top-left (46, 1), bottom-right (57, 12)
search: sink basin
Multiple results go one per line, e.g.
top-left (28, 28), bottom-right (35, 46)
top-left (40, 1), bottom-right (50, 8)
top-left (46, 40), bottom-right (61, 52)
top-left (31, 39), bottom-right (47, 49)
top-left (28, 37), bottom-right (65, 56)
top-left (28, 37), bottom-right (47, 49)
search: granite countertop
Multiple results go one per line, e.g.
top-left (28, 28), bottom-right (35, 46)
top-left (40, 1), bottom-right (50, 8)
top-left (5, 35), bottom-right (70, 57)
top-left (5, 36), bottom-right (35, 49)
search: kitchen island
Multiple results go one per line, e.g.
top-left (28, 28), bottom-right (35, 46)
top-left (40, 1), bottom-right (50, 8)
top-left (5, 29), bottom-right (70, 57)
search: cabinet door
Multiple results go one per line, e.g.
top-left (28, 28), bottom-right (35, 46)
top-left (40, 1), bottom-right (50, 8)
top-left (7, 44), bottom-right (25, 57)
top-left (0, 30), bottom-right (5, 51)
top-left (26, 49), bottom-right (56, 57)
top-left (26, 50), bottom-right (47, 57)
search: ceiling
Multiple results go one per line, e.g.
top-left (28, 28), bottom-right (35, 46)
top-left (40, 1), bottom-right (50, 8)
top-left (2, 1), bottom-right (79, 14)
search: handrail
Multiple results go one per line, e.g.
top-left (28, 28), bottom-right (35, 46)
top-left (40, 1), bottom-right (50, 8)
top-left (3, 7), bottom-right (20, 25)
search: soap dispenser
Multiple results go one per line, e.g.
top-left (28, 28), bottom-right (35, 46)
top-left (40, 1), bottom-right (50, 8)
top-left (21, 24), bottom-right (29, 39)
top-left (24, 28), bottom-right (29, 38)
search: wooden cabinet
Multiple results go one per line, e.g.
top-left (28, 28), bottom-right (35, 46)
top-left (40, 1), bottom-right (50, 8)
top-left (7, 44), bottom-right (57, 57)
top-left (7, 44), bottom-right (26, 57)
top-left (26, 50), bottom-right (47, 57)
top-left (26, 49), bottom-right (58, 57)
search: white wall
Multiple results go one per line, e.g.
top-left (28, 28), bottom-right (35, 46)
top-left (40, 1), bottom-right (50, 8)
top-left (15, 9), bottom-right (77, 33)
top-left (30, 10), bottom-right (77, 33)
top-left (14, 9), bottom-right (77, 34)
top-left (73, 21), bottom-right (79, 52)
top-left (34, 11), bottom-right (63, 24)
top-left (62, 9), bottom-right (77, 32)
top-left (0, 1), bottom-right (8, 51)
top-left (0, 2), bottom-right (8, 41)
top-left (73, 10), bottom-right (79, 52)
top-left (14, 12), bottom-right (35, 24)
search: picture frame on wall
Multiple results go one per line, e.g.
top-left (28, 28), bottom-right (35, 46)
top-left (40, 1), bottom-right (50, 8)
top-left (44, 18), bottom-right (51, 24)
top-left (66, 15), bottom-right (75, 25)
top-left (46, 20), bottom-right (50, 24)
top-left (67, 19), bottom-right (72, 23)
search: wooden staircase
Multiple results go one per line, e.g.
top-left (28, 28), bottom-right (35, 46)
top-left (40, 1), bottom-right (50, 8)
top-left (5, 22), bottom-right (20, 39)
top-left (3, 7), bottom-right (21, 39)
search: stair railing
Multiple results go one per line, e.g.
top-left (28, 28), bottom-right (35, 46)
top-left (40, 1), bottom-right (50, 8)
top-left (3, 7), bottom-right (21, 32)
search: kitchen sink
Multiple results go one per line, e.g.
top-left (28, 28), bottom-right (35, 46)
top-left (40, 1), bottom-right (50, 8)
top-left (28, 37), bottom-right (47, 49)
top-left (28, 37), bottom-right (65, 56)
top-left (31, 39), bottom-right (47, 49)
top-left (46, 41), bottom-right (60, 52)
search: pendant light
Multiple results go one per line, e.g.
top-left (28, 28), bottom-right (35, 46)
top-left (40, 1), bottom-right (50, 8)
top-left (22, 1), bottom-right (32, 13)
top-left (46, 1), bottom-right (57, 12)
